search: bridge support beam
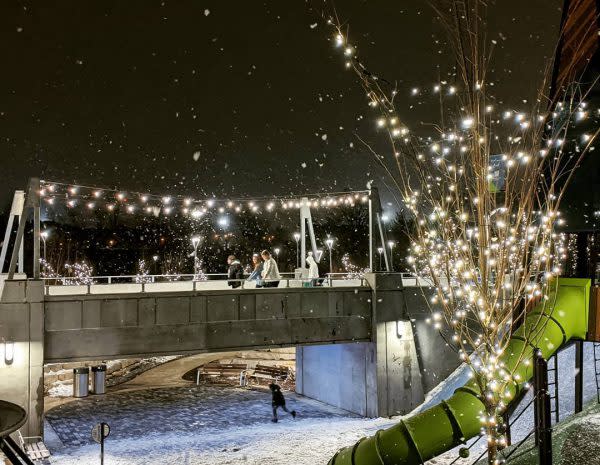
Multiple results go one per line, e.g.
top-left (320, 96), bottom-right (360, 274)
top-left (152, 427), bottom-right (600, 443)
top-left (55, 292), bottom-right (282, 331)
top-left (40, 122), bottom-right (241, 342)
top-left (0, 280), bottom-right (45, 438)
top-left (296, 273), bottom-right (460, 418)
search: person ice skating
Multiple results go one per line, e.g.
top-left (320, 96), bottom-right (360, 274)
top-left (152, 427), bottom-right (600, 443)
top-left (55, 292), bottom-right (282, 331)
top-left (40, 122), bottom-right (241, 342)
top-left (269, 383), bottom-right (296, 422)
top-left (247, 253), bottom-right (264, 288)
top-left (306, 252), bottom-right (321, 287)
top-left (260, 250), bottom-right (281, 288)
top-left (227, 255), bottom-right (244, 288)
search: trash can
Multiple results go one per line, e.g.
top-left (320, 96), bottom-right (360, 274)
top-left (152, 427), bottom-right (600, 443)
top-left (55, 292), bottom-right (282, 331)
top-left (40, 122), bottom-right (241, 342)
top-left (73, 367), bottom-right (89, 398)
top-left (91, 365), bottom-right (107, 395)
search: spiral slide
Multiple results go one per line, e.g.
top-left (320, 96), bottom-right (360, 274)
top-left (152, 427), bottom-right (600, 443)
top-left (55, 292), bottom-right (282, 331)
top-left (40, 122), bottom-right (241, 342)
top-left (329, 278), bottom-right (591, 465)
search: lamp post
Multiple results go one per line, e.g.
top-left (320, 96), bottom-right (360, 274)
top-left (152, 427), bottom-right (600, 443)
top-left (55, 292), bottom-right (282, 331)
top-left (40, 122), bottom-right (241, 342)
top-left (377, 247), bottom-right (384, 271)
top-left (293, 232), bottom-right (301, 268)
top-left (325, 238), bottom-right (334, 275)
top-left (387, 240), bottom-right (395, 271)
top-left (191, 236), bottom-right (201, 279)
top-left (274, 248), bottom-right (281, 260)
top-left (40, 230), bottom-right (49, 263)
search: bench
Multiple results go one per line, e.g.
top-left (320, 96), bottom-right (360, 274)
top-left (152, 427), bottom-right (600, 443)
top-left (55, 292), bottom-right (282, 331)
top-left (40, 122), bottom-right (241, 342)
top-left (245, 364), bottom-right (291, 385)
top-left (196, 362), bottom-right (248, 385)
top-left (16, 431), bottom-right (50, 461)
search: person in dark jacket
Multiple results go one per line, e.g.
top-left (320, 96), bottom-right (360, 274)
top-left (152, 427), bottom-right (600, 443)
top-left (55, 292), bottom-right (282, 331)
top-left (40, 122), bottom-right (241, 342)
top-left (227, 255), bottom-right (244, 288)
top-left (269, 383), bottom-right (296, 422)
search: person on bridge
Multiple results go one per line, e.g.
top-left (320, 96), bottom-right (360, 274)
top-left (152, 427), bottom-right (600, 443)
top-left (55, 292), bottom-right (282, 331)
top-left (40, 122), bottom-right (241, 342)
top-left (306, 252), bottom-right (321, 287)
top-left (247, 253), bottom-right (264, 287)
top-left (227, 255), bottom-right (244, 288)
top-left (269, 383), bottom-right (296, 422)
top-left (260, 250), bottom-right (280, 287)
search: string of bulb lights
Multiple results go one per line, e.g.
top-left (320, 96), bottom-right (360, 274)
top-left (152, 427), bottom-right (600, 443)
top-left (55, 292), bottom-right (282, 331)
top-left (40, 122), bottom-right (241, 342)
top-left (38, 180), bottom-right (370, 216)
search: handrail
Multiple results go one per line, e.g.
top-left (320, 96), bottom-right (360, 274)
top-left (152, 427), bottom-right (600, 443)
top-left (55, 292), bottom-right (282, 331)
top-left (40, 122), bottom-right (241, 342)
top-left (41, 275), bottom-right (369, 296)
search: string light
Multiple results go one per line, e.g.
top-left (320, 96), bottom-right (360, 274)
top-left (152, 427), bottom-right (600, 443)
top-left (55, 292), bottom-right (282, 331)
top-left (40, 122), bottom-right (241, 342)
top-left (323, 13), bottom-right (599, 462)
top-left (38, 181), bottom-right (370, 215)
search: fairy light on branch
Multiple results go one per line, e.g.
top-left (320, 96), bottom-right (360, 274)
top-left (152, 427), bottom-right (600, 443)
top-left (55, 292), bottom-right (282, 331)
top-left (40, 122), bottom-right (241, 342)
top-left (322, 5), bottom-right (600, 463)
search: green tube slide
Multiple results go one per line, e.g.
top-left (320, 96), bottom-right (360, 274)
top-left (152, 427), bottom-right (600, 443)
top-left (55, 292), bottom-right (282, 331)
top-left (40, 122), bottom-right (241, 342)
top-left (329, 278), bottom-right (591, 465)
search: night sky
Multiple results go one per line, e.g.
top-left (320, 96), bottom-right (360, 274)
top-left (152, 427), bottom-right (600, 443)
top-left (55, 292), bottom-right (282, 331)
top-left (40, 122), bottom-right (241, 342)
top-left (0, 1), bottom-right (562, 216)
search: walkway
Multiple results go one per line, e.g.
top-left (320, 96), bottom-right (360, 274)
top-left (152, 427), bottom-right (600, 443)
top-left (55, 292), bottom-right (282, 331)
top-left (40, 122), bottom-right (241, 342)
top-left (42, 385), bottom-right (400, 465)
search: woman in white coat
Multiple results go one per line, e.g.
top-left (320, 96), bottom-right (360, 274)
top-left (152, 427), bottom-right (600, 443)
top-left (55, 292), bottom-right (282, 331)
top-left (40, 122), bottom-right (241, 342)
top-left (260, 250), bottom-right (281, 288)
top-left (306, 252), bottom-right (320, 287)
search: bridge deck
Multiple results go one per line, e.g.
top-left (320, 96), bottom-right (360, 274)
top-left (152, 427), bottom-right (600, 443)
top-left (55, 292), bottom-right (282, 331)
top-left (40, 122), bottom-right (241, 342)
top-left (43, 285), bottom-right (373, 362)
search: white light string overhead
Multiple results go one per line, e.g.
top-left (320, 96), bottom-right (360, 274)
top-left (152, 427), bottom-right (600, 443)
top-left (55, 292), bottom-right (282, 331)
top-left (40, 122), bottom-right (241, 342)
top-left (38, 180), bottom-right (369, 216)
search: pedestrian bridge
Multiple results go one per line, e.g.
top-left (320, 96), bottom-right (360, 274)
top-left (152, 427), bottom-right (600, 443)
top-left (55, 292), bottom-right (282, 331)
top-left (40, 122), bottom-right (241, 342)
top-left (0, 274), bottom-right (460, 437)
top-left (43, 283), bottom-right (373, 362)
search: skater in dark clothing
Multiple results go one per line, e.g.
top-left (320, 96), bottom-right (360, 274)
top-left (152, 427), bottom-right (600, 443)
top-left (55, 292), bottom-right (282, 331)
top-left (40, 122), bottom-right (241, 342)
top-left (269, 383), bottom-right (296, 422)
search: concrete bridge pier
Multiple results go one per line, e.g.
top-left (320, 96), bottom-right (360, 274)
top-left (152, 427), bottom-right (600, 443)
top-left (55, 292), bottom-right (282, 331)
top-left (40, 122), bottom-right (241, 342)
top-left (0, 279), bottom-right (45, 437)
top-left (295, 273), bottom-right (459, 418)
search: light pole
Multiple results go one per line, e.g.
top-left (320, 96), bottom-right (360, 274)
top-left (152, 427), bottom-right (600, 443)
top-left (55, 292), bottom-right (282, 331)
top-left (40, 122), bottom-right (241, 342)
top-left (40, 230), bottom-right (49, 263)
top-left (387, 240), bottom-right (395, 271)
top-left (152, 255), bottom-right (159, 278)
top-left (191, 236), bottom-right (201, 279)
top-left (325, 238), bottom-right (334, 276)
top-left (293, 232), bottom-right (301, 268)
top-left (274, 248), bottom-right (281, 261)
top-left (377, 247), bottom-right (384, 271)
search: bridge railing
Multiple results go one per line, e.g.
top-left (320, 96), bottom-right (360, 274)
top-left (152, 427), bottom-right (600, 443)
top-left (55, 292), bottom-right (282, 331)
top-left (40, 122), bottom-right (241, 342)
top-left (40, 272), bottom-right (431, 296)
top-left (41, 272), bottom-right (369, 296)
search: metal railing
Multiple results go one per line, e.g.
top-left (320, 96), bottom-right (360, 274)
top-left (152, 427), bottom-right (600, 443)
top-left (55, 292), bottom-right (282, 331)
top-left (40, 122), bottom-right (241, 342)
top-left (38, 271), bottom-right (432, 295)
top-left (41, 272), bottom-right (369, 296)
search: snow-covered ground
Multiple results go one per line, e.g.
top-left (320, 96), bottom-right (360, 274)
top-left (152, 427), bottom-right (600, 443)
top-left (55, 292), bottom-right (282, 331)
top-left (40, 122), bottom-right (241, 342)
top-left (45, 416), bottom-right (398, 465)
top-left (39, 342), bottom-right (600, 465)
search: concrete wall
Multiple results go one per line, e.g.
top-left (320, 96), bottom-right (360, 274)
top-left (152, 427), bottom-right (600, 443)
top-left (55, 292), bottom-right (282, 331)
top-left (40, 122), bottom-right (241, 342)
top-left (0, 280), bottom-right (44, 437)
top-left (296, 274), bottom-right (461, 418)
top-left (296, 343), bottom-right (377, 417)
top-left (44, 287), bottom-right (373, 361)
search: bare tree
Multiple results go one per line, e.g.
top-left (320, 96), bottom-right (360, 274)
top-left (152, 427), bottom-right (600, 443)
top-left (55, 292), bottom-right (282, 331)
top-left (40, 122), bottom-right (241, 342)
top-left (321, 1), bottom-right (599, 462)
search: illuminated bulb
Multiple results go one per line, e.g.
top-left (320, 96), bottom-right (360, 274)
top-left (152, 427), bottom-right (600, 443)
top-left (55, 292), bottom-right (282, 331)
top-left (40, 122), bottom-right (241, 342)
top-left (162, 196), bottom-right (171, 204)
top-left (207, 199), bottom-right (215, 207)
top-left (334, 34), bottom-right (344, 47)
top-left (184, 198), bottom-right (192, 206)
top-left (448, 86), bottom-right (456, 95)
top-left (164, 207), bottom-right (172, 214)
top-left (462, 117), bottom-right (474, 129)
top-left (87, 202), bottom-right (95, 209)
top-left (411, 88), bottom-right (419, 95)
top-left (93, 190), bottom-right (102, 198)
top-left (107, 204), bottom-right (115, 211)
top-left (191, 209), bottom-right (203, 218)
top-left (69, 186), bottom-right (78, 194)
top-left (116, 192), bottom-right (125, 201)
top-left (376, 118), bottom-right (386, 128)
top-left (344, 46), bottom-right (354, 57)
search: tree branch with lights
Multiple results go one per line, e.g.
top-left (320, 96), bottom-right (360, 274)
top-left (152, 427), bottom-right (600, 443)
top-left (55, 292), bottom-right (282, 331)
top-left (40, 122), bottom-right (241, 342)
top-left (321, 0), bottom-right (599, 463)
